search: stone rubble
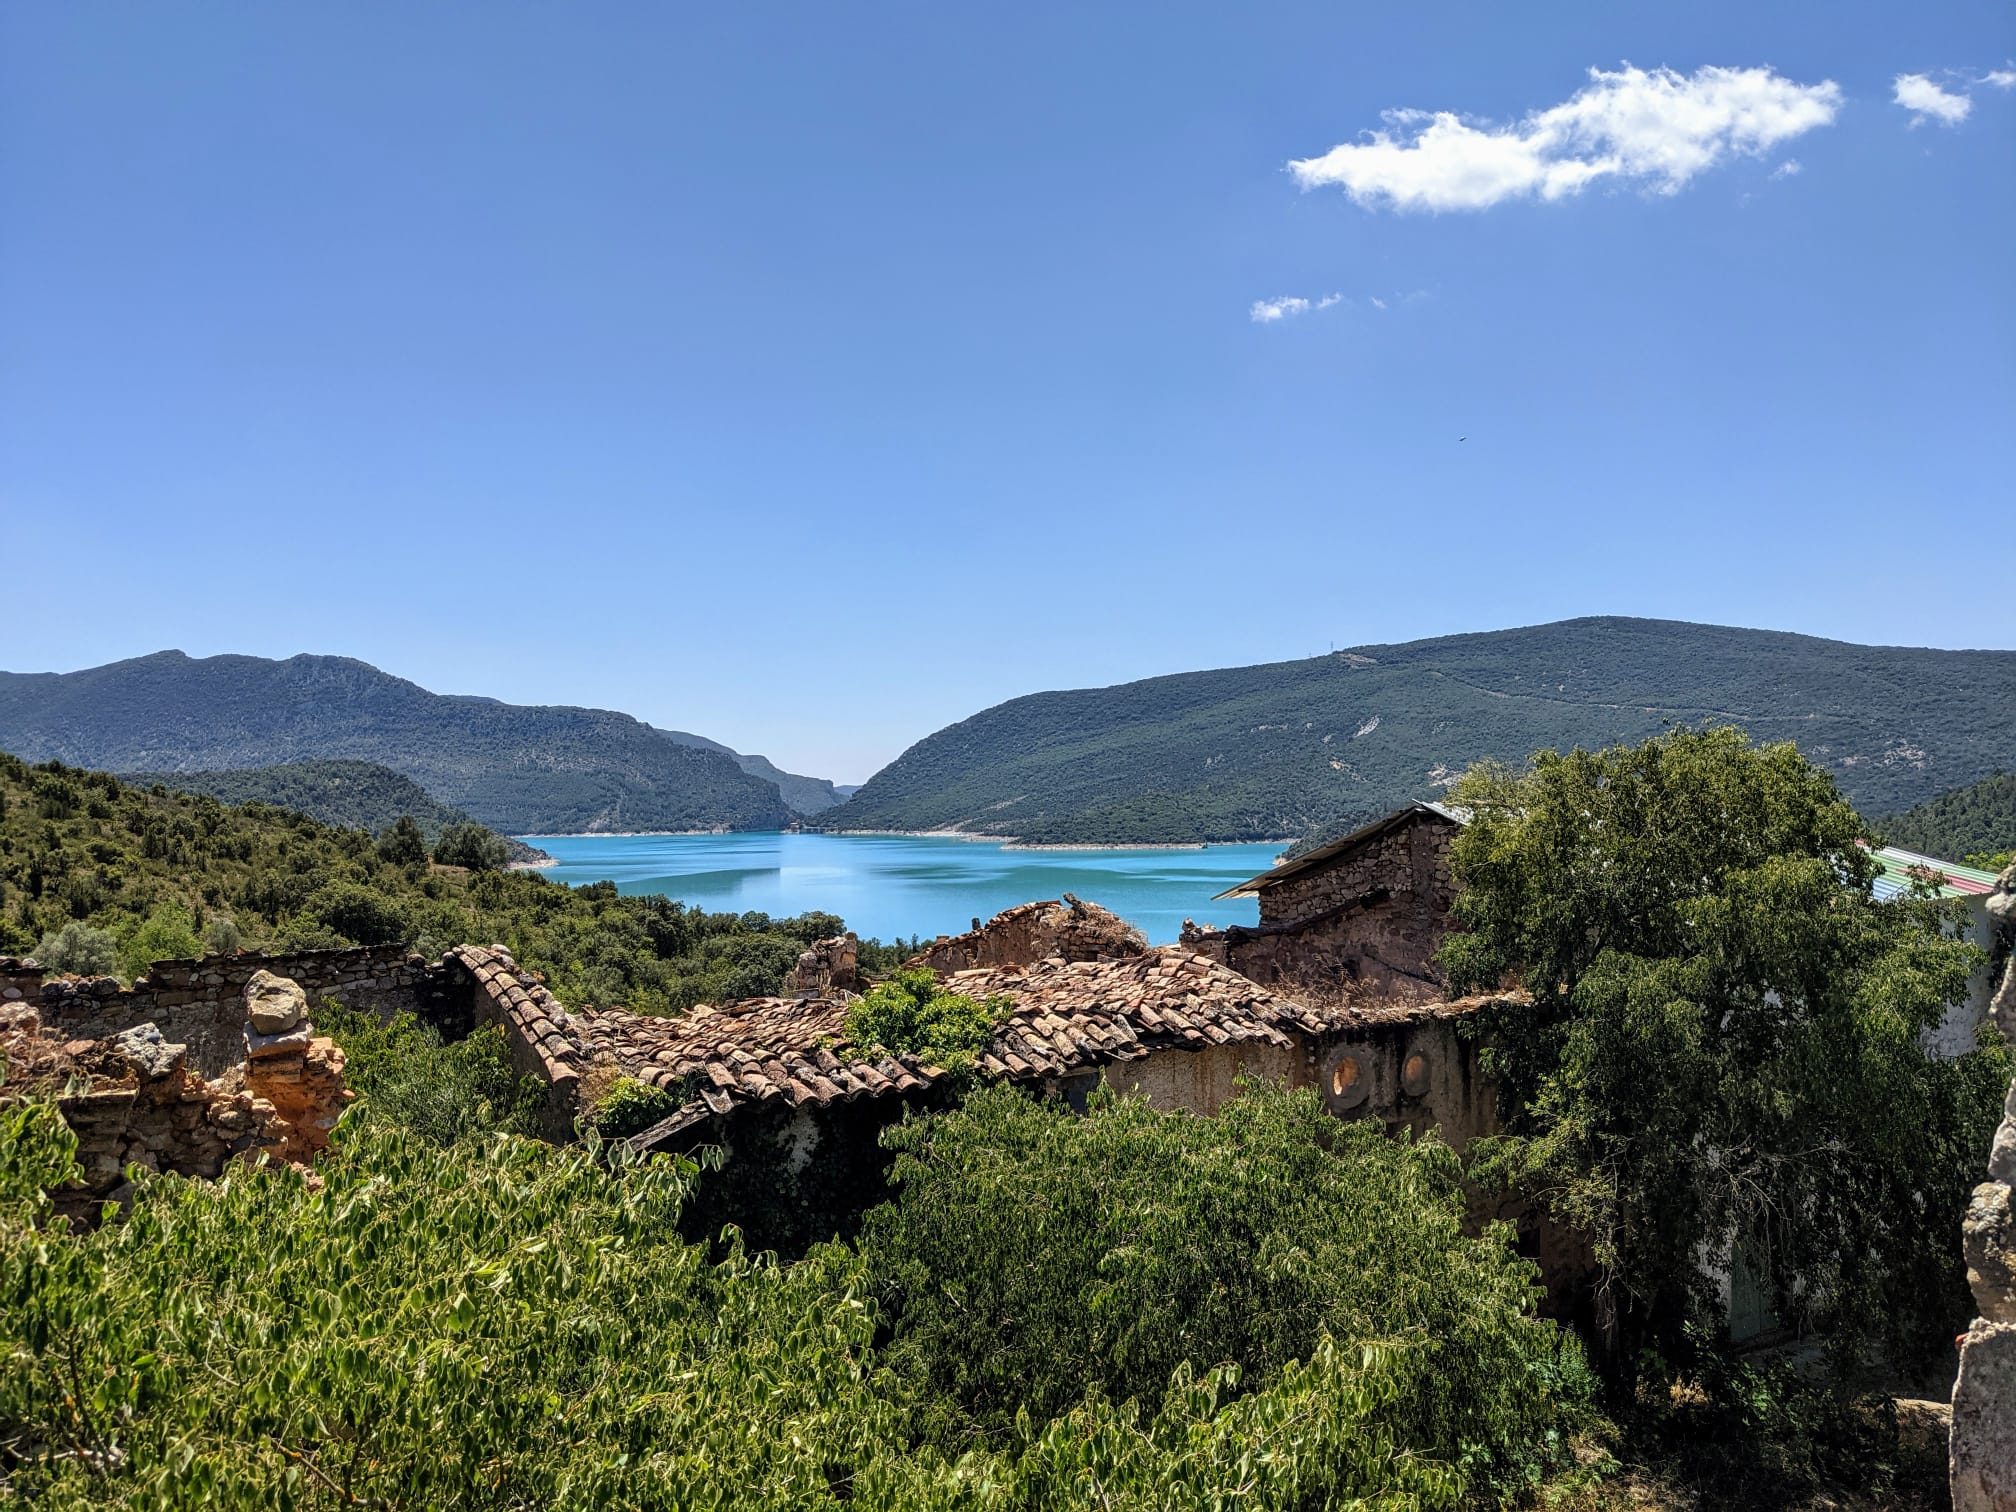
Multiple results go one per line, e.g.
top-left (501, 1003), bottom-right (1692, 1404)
top-left (0, 971), bottom-right (353, 1219)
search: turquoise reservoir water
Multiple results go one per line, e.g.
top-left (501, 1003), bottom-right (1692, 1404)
top-left (516, 832), bottom-right (1283, 946)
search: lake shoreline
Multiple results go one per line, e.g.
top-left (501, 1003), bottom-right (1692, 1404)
top-left (521, 826), bottom-right (1290, 852)
top-left (512, 830), bottom-right (1279, 945)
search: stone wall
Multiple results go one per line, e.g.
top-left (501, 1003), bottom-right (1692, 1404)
top-left (1, 972), bottom-right (353, 1221)
top-left (908, 895), bottom-right (1147, 974)
top-left (1182, 810), bottom-right (1458, 996)
top-left (1952, 860), bottom-right (2016, 1512)
top-left (3, 945), bottom-right (445, 1079)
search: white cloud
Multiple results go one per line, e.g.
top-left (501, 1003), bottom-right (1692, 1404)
top-left (1250, 293), bottom-right (1345, 323)
top-left (1288, 63), bottom-right (1841, 213)
top-left (1771, 158), bottom-right (1803, 178)
top-left (1894, 72), bottom-right (1973, 125)
top-left (1369, 296), bottom-right (1388, 310)
top-left (1249, 296), bottom-right (1310, 323)
top-left (1986, 68), bottom-right (2016, 89)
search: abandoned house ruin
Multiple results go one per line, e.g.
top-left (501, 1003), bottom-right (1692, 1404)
top-left (1182, 800), bottom-right (1464, 998)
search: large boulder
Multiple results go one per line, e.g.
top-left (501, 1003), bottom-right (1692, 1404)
top-left (244, 969), bottom-right (307, 1035)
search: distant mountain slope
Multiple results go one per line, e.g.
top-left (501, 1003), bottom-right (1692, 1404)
top-left (1878, 773), bottom-right (2016, 863)
top-left (825, 618), bottom-right (2016, 845)
top-left (0, 652), bottom-right (793, 836)
top-left (121, 759), bottom-right (552, 865)
top-left (656, 729), bottom-right (846, 816)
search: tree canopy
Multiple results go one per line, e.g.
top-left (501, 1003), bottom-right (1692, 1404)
top-left (1438, 726), bottom-right (2007, 1379)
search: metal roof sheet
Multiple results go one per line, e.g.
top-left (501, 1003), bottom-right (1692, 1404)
top-left (1868, 844), bottom-right (1999, 902)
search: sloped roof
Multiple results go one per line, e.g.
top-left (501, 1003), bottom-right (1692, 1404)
top-left (1868, 843), bottom-right (2000, 902)
top-left (1214, 801), bottom-right (1466, 900)
top-left (595, 947), bottom-right (1332, 1147)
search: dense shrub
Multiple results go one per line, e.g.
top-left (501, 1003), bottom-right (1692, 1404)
top-left (863, 1083), bottom-right (1587, 1485)
top-left (841, 967), bottom-right (1006, 1067)
top-left (29, 922), bottom-right (119, 977)
top-left (314, 1004), bottom-right (543, 1144)
top-left (0, 1077), bottom-right (1587, 1509)
top-left (584, 1076), bottom-right (687, 1139)
top-left (116, 903), bottom-right (204, 979)
top-left (374, 814), bottom-right (429, 865)
top-left (433, 821), bottom-right (509, 872)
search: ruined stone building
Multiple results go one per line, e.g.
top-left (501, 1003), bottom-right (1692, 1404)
top-left (1183, 801), bottom-right (1464, 998)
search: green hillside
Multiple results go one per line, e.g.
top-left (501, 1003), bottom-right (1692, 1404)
top-left (121, 759), bottom-right (551, 866)
top-left (656, 727), bottom-right (845, 815)
top-left (825, 618), bottom-right (2016, 844)
top-left (0, 755), bottom-right (917, 1011)
top-left (0, 652), bottom-right (794, 835)
top-left (1878, 772), bottom-right (2016, 866)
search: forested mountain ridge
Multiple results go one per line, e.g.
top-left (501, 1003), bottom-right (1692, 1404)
top-left (656, 727), bottom-right (846, 815)
top-left (824, 617), bottom-right (2016, 845)
top-left (0, 652), bottom-right (797, 836)
top-left (1878, 772), bottom-right (2016, 865)
top-left (120, 760), bottom-right (551, 866)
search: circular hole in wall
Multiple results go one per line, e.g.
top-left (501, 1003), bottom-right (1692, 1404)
top-left (1329, 1052), bottom-right (1369, 1108)
top-left (1401, 1052), bottom-right (1430, 1099)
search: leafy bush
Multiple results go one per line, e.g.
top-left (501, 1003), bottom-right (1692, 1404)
top-left (29, 922), bottom-right (119, 977)
top-left (0, 1076), bottom-right (1587, 1510)
top-left (585, 1076), bottom-right (687, 1139)
top-left (117, 903), bottom-right (205, 979)
top-left (314, 1004), bottom-right (542, 1144)
top-left (200, 912), bottom-right (242, 956)
top-left (841, 967), bottom-right (1006, 1067)
top-left (863, 1082), bottom-right (1587, 1488)
top-left (296, 881), bottom-right (411, 948)
top-left (433, 822), bottom-right (509, 872)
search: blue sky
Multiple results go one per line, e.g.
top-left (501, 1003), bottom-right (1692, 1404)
top-left (4, 2), bottom-right (2011, 781)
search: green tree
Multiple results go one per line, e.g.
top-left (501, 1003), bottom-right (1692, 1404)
top-left (30, 921), bottom-right (120, 977)
top-left (375, 814), bottom-right (429, 866)
top-left (1438, 727), bottom-right (2002, 1382)
top-left (295, 882), bottom-right (412, 949)
top-left (118, 903), bottom-right (206, 978)
top-left (433, 822), bottom-right (509, 872)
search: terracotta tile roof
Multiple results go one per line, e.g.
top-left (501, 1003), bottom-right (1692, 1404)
top-left (448, 940), bottom-right (1517, 1152)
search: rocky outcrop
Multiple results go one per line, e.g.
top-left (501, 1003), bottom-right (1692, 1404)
top-left (906, 895), bottom-right (1146, 974)
top-left (1953, 860), bottom-right (2016, 1511)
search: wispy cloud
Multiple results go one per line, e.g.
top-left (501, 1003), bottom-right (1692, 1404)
top-left (1894, 72), bottom-right (1972, 125)
top-left (1987, 68), bottom-right (2016, 89)
top-left (1249, 296), bottom-right (1311, 323)
top-left (1250, 293), bottom-right (1343, 323)
top-left (1771, 158), bottom-right (1803, 178)
top-left (1288, 64), bottom-right (1840, 213)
